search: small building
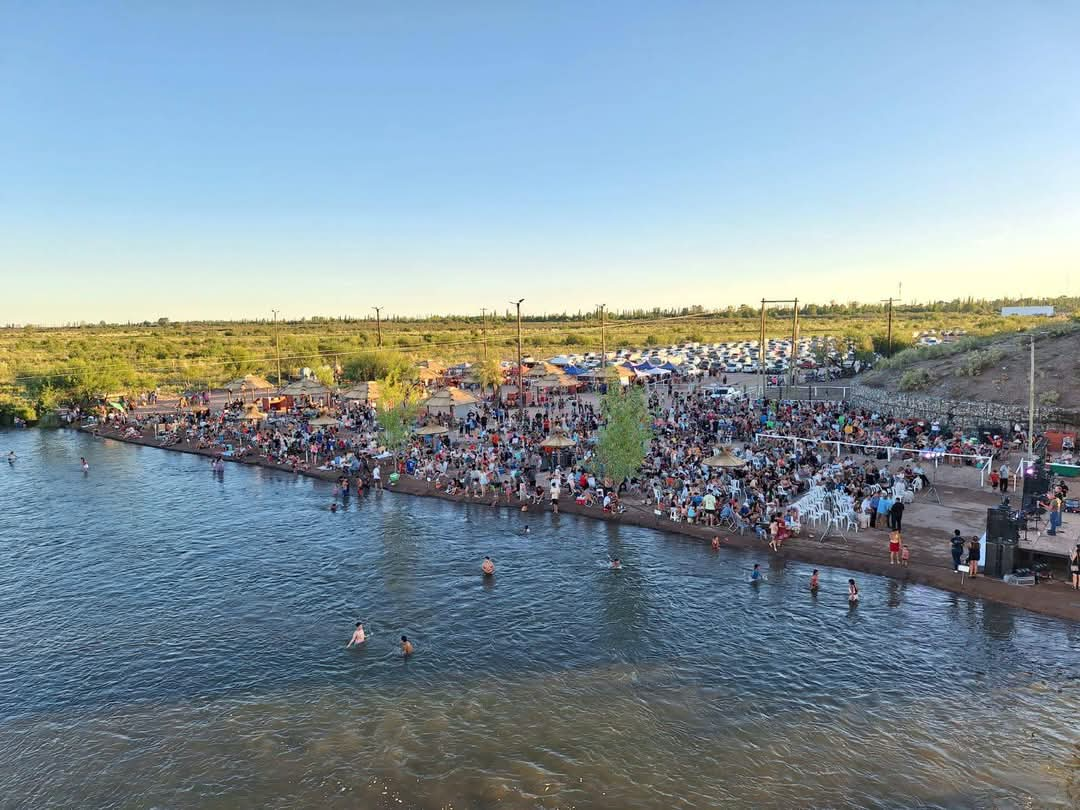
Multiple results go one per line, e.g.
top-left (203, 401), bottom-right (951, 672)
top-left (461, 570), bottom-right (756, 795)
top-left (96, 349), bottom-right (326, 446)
top-left (1001, 306), bottom-right (1054, 317)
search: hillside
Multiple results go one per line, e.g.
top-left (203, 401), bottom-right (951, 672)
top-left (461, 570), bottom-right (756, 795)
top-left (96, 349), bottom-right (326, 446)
top-left (857, 323), bottom-right (1080, 412)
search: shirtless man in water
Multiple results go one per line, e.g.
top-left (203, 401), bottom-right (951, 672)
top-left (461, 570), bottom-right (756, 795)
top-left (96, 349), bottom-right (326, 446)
top-left (400, 635), bottom-right (414, 657)
top-left (346, 622), bottom-right (366, 647)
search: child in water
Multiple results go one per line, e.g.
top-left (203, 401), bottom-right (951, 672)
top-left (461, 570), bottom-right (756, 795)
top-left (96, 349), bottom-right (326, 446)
top-left (848, 579), bottom-right (859, 603)
top-left (809, 569), bottom-right (820, 592)
top-left (346, 622), bottom-right (366, 647)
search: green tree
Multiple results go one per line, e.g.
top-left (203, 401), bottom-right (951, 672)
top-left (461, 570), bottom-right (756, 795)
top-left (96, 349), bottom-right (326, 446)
top-left (594, 373), bottom-right (652, 487)
top-left (343, 350), bottom-right (413, 383)
top-left (473, 355), bottom-right (503, 396)
top-left (375, 376), bottom-right (422, 454)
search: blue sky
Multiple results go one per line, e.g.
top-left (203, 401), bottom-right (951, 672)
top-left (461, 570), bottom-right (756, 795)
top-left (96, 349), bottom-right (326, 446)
top-left (2, 2), bottom-right (1078, 323)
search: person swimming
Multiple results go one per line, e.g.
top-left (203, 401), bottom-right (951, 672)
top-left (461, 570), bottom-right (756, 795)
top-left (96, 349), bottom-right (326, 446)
top-left (6, 451), bottom-right (15, 464)
top-left (346, 622), bottom-right (366, 647)
top-left (610, 557), bottom-right (622, 569)
top-left (80, 457), bottom-right (89, 473)
top-left (330, 503), bottom-right (338, 513)
top-left (521, 525), bottom-right (530, 535)
top-left (749, 563), bottom-right (763, 582)
top-left (809, 569), bottom-right (820, 593)
top-left (711, 536), bottom-right (721, 551)
top-left (400, 635), bottom-right (414, 656)
top-left (482, 556), bottom-right (495, 576)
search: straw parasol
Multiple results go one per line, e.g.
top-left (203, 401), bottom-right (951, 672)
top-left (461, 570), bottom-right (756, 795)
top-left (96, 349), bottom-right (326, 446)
top-left (341, 381), bottom-right (381, 402)
top-left (241, 403), bottom-right (266, 421)
top-left (526, 361), bottom-right (563, 379)
top-left (280, 377), bottom-right (329, 396)
top-left (414, 423), bottom-right (450, 436)
top-left (421, 387), bottom-right (479, 409)
top-left (534, 372), bottom-right (576, 389)
top-left (224, 373), bottom-right (275, 392)
top-left (702, 448), bottom-right (746, 468)
top-left (308, 414), bottom-right (339, 427)
top-left (539, 432), bottom-right (576, 449)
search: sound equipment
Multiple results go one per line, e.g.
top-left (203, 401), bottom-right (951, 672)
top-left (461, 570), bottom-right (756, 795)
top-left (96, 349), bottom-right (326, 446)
top-left (1022, 464), bottom-right (1051, 500)
top-left (985, 506), bottom-right (1020, 544)
top-left (983, 541), bottom-right (1017, 579)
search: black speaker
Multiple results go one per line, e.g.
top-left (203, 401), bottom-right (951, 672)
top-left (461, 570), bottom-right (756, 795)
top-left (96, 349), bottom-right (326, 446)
top-left (986, 507), bottom-right (1020, 544)
top-left (983, 541), bottom-right (1017, 579)
top-left (1022, 465), bottom-right (1051, 499)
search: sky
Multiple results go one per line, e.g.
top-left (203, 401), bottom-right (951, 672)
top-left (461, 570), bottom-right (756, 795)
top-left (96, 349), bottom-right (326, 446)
top-left (1, 1), bottom-right (1079, 324)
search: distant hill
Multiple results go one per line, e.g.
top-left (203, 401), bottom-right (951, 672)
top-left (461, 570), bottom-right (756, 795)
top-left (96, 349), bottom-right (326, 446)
top-left (856, 322), bottom-right (1080, 412)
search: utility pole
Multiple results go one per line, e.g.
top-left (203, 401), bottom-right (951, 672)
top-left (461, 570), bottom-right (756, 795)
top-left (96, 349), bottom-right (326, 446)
top-left (480, 307), bottom-right (488, 359)
top-left (881, 297), bottom-right (895, 356)
top-left (597, 304), bottom-right (606, 373)
top-left (271, 309), bottom-right (282, 386)
top-left (372, 306), bottom-right (383, 348)
top-left (511, 299), bottom-right (525, 423)
top-left (789, 298), bottom-right (799, 390)
top-left (759, 298), bottom-right (767, 401)
top-left (1028, 336), bottom-right (1035, 460)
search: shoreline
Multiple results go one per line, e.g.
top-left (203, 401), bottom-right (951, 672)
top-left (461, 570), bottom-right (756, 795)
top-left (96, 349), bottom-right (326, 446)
top-left (79, 425), bottom-right (1080, 624)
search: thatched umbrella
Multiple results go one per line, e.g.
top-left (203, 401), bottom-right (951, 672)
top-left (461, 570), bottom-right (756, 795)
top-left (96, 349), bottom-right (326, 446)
top-left (421, 387), bottom-right (479, 410)
top-left (341, 381), bottom-right (381, 402)
top-left (702, 448), bottom-right (746, 468)
top-left (414, 423), bottom-right (450, 436)
top-left (242, 403), bottom-right (266, 422)
top-left (526, 361), bottom-right (563, 378)
top-left (280, 377), bottom-right (329, 397)
top-left (534, 372), bottom-right (576, 389)
top-left (539, 432), bottom-right (576, 448)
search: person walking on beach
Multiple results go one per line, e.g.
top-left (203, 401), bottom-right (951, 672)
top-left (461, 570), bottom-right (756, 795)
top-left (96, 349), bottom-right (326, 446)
top-left (889, 530), bottom-right (902, 565)
top-left (967, 535), bottom-right (981, 577)
top-left (901, 544), bottom-right (910, 568)
top-left (1070, 544), bottom-right (1080, 590)
top-left (346, 622), bottom-right (366, 647)
top-left (950, 529), bottom-right (965, 571)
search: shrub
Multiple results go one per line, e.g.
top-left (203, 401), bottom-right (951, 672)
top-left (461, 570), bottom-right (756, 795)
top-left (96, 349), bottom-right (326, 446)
top-left (1039, 390), bottom-right (1060, 405)
top-left (898, 369), bottom-right (933, 391)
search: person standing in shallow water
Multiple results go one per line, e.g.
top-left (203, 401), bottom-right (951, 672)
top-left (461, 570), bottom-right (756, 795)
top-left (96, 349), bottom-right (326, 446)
top-left (346, 622), bottom-right (366, 647)
top-left (848, 579), bottom-right (859, 603)
top-left (809, 569), bottom-right (820, 592)
top-left (400, 635), bottom-right (414, 657)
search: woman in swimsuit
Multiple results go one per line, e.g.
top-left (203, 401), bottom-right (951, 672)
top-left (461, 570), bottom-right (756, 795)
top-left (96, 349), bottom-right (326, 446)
top-left (1069, 544), bottom-right (1080, 591)
top-left (848, 579), bottom-right (859, 603)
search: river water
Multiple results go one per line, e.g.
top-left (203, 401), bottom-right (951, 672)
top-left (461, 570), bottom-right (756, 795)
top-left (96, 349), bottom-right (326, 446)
top-left (0, 429), bottom-right (1076, 809)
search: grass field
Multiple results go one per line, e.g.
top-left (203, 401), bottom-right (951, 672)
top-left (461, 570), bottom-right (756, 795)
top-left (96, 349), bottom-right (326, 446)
top-left (0, 300), bottom-right (1074, 421)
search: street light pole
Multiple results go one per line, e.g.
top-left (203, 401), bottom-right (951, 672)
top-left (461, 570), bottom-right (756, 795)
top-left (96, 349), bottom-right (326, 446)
top-left (372, 306), bottom-right (383, 348)
top-left (1028, 336), bottom-right (1035, 460)
top-left (511, 298), bottom-right (524, 424)
top-left (597, 303), bottom-right (606, 372)
top-left (480, 307), bottom-right (488, 359)
top-left (271, 309), bottom-right (282, 385)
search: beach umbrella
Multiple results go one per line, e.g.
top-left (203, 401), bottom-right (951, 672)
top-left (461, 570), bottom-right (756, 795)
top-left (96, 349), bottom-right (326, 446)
top-left (242, 403), bottom-right (267, 421)
top-left (414, 423), bottom-right (450, 436)
top-left (280, 377), bottom-right (329, 396)
top-left (341, 381), bottom-right (381, 402)
top-left (702, 448), bottom-right (747, 468)
top-left (421, 387), bottom-right (479, 409)
top-left (526, 361), bottom-right (563, 378)
top-left (539, 432), bottom-right (576, 449)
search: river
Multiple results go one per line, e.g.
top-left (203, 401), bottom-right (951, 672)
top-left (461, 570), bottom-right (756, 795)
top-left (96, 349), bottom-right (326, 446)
top-left (0, 429), bottom-right (1076, 808)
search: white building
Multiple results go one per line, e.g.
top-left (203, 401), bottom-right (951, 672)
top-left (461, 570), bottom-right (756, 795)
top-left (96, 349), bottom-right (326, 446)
top-left (1001, 306), bottom-right (1054, 317)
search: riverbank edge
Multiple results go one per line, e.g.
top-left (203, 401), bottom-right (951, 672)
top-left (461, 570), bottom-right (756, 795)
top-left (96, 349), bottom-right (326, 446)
top-left (79, 426), bottom-right (1080, 624)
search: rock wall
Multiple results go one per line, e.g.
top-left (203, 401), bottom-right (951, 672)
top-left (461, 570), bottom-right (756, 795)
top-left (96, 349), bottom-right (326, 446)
top-left (844, 385), bottom-right (1078, 430)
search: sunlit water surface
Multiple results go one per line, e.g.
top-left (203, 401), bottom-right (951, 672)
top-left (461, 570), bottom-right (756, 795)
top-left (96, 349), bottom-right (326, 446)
top-left (0, 430), bottom-right (1077, 809)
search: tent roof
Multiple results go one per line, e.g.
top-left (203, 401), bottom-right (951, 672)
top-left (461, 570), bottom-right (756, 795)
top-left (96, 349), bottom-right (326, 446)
top-left (422, 386), bottom-right (480, 408)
